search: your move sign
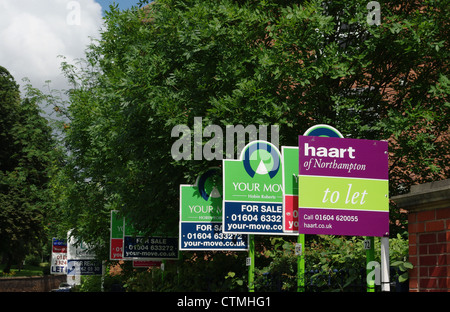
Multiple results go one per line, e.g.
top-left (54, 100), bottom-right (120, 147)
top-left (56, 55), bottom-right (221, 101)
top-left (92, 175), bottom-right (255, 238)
top-left (223, 140), bottom-right (284, 234)
top-left (179, 168), bottom-right (248, 250)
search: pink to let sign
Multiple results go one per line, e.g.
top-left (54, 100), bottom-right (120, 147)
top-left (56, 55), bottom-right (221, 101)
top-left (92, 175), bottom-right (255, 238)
top-left (298, 136), bottom-right (389, 237)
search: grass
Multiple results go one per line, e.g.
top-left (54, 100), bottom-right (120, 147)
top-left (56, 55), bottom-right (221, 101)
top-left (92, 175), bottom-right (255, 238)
top-left (0, 262), bottom-right (49, 278)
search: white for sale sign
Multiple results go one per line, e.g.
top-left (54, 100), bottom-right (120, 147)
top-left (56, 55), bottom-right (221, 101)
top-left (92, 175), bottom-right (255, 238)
top-left (50, 238), bottom-right (67, 275)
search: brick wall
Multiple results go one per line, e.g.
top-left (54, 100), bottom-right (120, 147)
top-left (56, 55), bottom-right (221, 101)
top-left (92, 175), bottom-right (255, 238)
top-left (393, 179), bottom-right (450, 292)
top-left (408, 207), bottom-right (450, 291)
top-left (0, 275), bottom-right (66, 292)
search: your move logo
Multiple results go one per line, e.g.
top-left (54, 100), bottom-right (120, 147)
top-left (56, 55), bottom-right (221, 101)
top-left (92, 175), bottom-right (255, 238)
top-left (243, 141), bottom-right (280, 179)
top-left (196, 167), bottom-right (222, 201)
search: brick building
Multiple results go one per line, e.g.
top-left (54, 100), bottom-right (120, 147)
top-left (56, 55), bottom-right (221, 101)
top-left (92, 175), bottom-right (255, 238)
top-left (392, 179), bottom-right (450, 292)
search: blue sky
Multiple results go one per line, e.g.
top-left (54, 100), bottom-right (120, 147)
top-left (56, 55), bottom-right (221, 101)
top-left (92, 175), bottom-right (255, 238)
top-left (96, 0), bottom-right (142, 13)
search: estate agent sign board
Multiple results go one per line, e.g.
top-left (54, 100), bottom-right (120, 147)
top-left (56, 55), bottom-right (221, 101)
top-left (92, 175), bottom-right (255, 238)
top-left (298, 136), bottom-right (389, 237)
top-left (223, 141), bottom-right (284, 235)
top-left (179, 168), bottom-right (248, 250)
top-left (50, 238), bottom-right (67, 275)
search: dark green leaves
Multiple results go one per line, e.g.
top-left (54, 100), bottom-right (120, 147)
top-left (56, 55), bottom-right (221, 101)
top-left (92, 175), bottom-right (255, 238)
top-left (56, 0), bottom-right (448, 268)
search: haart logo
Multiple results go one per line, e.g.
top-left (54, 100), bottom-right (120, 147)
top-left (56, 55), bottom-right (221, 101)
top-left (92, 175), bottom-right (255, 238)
top-left (242, 141), bottom-right (281, 179)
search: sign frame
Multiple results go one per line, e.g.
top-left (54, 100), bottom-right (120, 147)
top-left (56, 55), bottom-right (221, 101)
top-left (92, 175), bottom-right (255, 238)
top-left (50, 238), bottom-right (67, 275)
top-left (179, 168), bottom-right (249, 251)
top-left (122, 219), bottom-right (179, 261)
top-left (297, 135), bottom-right (389, 237)
top-left (67, 231), bottom-right (102, 277)
top-left (281, 146), bottom-right (300, 234)
top-left (222, 140), bottom-right (285, 235)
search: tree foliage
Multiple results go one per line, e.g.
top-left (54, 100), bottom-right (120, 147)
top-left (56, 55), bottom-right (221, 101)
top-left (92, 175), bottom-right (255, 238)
top-left (0, 66), bottom-right (55, 272)
top-left (58, 0), bottom-right (448, 237)
top-left (44, 0), bottom-right (448, 290)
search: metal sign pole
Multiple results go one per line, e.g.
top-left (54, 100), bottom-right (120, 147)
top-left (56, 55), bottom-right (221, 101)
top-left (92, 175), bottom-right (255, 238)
top-left (380, 236), bottom-right (390, 291)
top-left (297, 234), bottom-right (305, 292)
top-left (248, 234), bottom-right (255, 292)
top-left (365, 236), bottom-right (375, 292)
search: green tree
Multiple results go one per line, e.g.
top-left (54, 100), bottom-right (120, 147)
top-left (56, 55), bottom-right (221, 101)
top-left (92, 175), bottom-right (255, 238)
top-left (49, 0), bottom-right (448, 289)
top-left (0, 66), bottom-right (56, 273)
top-left (60, 0), bottom-right (447, 237)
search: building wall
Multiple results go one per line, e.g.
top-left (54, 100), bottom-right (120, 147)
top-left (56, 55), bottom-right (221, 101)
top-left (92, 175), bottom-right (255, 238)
top-left (0, 275), bottom-right (66, 292)
top-left (408, 207), bottom-right (450, 291)
top-left (393, 179), bottom-right (450, 292)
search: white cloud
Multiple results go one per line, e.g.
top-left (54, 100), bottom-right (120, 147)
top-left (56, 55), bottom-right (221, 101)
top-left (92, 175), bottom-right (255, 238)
top-left (0, 0), bottom-right (103, 93)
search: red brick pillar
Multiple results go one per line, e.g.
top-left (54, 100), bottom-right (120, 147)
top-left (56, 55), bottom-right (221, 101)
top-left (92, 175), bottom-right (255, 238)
top-left (393, 179), bottom-right (450, 292)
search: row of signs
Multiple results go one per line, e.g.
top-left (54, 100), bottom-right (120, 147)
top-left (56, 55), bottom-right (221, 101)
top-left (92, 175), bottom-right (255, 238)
top-left (53, 125), bottom-right (389, 268)
top-left (180, 124), bottom-right (389, 252)
top-left (221, 130), bottom-right (389, 238)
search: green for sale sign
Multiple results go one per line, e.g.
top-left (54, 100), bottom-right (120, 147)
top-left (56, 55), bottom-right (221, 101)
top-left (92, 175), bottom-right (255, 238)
top-left (223, 140), bottom-right (284, 234)
top-left (179, 185), bottom-right (222, 222)
top-left (111, 210), bottom-right (177, 265)
top-left (281, 146), bottom-right (299, 233)
top-left (179, 168), bottom-right (222, 223)
top-left (118, 212), bottom-right (179, 261)
top-left (110, 210), bottom-right (124, 260)
top-left (179, 168), bottom-right (248, 250)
